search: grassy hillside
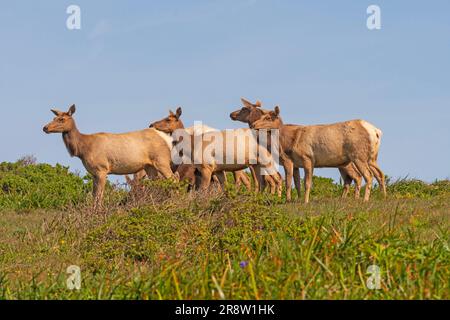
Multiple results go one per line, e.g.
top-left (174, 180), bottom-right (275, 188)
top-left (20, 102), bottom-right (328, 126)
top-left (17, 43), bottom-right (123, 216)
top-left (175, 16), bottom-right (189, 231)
top-left (0, 160), bottom-right (449, 299)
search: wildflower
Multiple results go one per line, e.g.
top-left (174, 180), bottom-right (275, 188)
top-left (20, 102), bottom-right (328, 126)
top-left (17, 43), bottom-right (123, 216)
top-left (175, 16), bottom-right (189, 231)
top-left (239, 261), bottom-right (249, 268)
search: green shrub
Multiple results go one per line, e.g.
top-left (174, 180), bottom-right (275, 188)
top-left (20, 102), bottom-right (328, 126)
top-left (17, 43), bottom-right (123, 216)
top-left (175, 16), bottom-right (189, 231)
top-left (388, 178), bottom-right (450, 199)
top-left (311, 176), bottom-right (342, 197)
top-left (0, 160), bottom-right (89, 210)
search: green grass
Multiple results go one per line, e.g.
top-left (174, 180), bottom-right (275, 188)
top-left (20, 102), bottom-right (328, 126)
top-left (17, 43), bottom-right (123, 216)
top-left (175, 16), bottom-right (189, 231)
top-left (0, 160), bottom-right (449, 300)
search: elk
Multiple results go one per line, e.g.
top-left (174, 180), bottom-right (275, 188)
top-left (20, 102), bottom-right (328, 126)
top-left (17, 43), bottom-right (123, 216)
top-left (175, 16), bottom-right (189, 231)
top-left (43, 104), bottom-right (176, 209)
top-left (230, 98), bottom-right (370, 200)
top-left (150, 108), bottom-right (281, 195)
top-left (251, 106), bottom-right (386, 203)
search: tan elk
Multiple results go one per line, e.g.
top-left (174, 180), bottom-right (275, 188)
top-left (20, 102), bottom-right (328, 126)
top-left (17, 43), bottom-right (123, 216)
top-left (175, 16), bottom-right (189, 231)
top-left (43, 104), bottom-right (176, 209)
top-left (230, 98), bottom-right (371, 200)
top-left (150, 108), bottom-right (281, 195)
top-left (251, 106), bottom-right (386, 203)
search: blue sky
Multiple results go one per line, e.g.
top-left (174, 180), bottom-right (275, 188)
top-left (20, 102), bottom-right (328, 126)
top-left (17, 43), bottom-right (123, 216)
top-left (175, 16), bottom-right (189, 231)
top-left (1, 1), bottom-right (449, 182)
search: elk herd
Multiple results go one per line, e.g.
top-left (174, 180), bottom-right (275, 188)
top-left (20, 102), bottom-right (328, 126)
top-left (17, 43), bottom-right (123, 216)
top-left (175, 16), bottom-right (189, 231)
top-left (43, 99), bottom-right (386, 210)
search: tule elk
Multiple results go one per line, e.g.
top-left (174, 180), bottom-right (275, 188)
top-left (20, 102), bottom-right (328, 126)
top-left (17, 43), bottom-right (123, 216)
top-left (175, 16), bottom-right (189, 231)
top-left (43, 104), bottom-right (176, 210)
top-left (251, 106), bottom-right (386, 203)
top-left (230, 98), bottom-right (370, 200)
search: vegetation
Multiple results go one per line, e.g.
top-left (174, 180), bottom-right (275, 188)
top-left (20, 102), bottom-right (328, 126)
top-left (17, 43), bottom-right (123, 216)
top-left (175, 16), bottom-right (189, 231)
top-left (0, 156), bottom-right (89, 210)
top-left (0, 159), bottom-right (448, 300)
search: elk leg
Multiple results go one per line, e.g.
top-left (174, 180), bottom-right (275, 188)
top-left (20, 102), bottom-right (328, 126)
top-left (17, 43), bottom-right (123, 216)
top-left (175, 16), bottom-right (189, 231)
top-left (145, 166), bottom-right (159, 180)
top-left (269, 176), bottom-right (276, 195)
top-left (369, 162), bottom-right (387, 198)
top-left (93, 172), bottom-right (107, 211)
top-left (340, 166), bottom-right (361, 199)
top-left (235, 171), bottom-right (252, 191)
top-left (348, 164), bottom-right (363, 199)
top-left (199, 167), bottom-right (213, 190)
top-left (284, 160), bottom-right (294, 201)
top-left (353, 160), bottom-right (373, 202)
top-left (133, 169), bottom-right (147, 193)
top-left (214, 171), bottom-right (227, 191)
top-left (194, 169), bottom-right (202, 190)
top-left (272, 172), bottom-right (283, 198)
top-left (249, 166), bottom-right (260, 192)
top-left (254, 166), bottom-right (265, 192)
top-left (303, 160), bottom-right (314, 204)
top-left (264, 175), bottom-right (275, 194)
top-left (241, 172), bottom-right (252, 191)
top-left (354, 175), bottom-right (362, 199)
top-left (150, 163), bottom-right (176, 181)
top-left (339, 168), bottom-right (351, 198)
top-left (269, 175), bottom-right (276, 194)
top-left (293, 167), bottom-right (301, 200)
top-left (260, 175), bottom-right (267, 191)
top-left (233, 171), bottom-right (241, 188)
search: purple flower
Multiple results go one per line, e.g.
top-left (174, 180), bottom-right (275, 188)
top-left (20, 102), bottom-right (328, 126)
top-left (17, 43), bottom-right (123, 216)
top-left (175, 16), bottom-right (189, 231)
top-left (239, 261), bottom-right (249, 268)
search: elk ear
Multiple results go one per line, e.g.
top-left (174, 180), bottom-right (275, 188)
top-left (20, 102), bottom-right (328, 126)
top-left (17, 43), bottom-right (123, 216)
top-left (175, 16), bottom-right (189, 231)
top-left (274, 106), bottom-right (280, 116)
top-left (255, 100), bottom-right (262, 108)
top-left (67, 104), bottom-right (76, 116)
top-left (51, 109), bottom-right (62, 116)
top-left (241, 98), bottom-right (254, 109)
top-left (175, 107), bottom-right (182, 119)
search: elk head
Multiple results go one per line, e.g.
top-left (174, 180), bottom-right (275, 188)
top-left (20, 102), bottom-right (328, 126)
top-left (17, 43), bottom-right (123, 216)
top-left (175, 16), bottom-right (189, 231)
top-left (149, 107), bottom-right (184, 134)
top-left (251, 106), bottom-right (283, 130)
top-left (230, 98), bottom-right (267, 125)
top-left (43, 104), bottom-right (77, 134)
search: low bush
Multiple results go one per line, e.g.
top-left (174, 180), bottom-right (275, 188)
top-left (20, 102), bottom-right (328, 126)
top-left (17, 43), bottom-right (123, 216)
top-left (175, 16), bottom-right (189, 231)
top-left (0, 158), bottom-right (90, 210)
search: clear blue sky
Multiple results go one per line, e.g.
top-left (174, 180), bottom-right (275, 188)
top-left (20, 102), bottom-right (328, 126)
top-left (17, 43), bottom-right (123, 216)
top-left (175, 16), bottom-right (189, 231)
top-left (1, 1), bottom-right (449, 182)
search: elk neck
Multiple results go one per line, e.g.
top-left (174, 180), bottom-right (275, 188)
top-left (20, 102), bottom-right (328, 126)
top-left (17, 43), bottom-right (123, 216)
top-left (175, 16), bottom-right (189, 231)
top-left (62, 123), bottom-right (86, 158)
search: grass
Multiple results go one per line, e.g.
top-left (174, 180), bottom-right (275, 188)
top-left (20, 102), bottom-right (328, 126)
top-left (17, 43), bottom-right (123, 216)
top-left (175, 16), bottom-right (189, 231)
top-left (0, 161), bottom-right (449, 300)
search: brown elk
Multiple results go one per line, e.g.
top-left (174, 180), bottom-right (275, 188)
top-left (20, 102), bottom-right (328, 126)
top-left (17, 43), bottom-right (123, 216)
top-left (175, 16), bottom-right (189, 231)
top-left (43, 104), bottom-right (176, 209)
top-left (150, 108), bottom-right (281, 195)
top-left (231, 98), bottom-right (387, 201)
top-left (251, 105), bottom-right (386, 203)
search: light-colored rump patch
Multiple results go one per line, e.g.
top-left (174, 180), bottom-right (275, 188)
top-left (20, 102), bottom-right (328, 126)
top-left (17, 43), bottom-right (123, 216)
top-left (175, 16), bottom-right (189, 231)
top-left (360, 120), bottom-right (382, 153)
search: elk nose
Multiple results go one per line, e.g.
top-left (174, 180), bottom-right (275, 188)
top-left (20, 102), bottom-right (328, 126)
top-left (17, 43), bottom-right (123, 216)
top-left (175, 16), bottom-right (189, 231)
top-left (43, 126), bottom-right (49, 133)
top-left (230, 113), bottom-right (236, 120)
top-left (149, 124), bottom-right (153, 128)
